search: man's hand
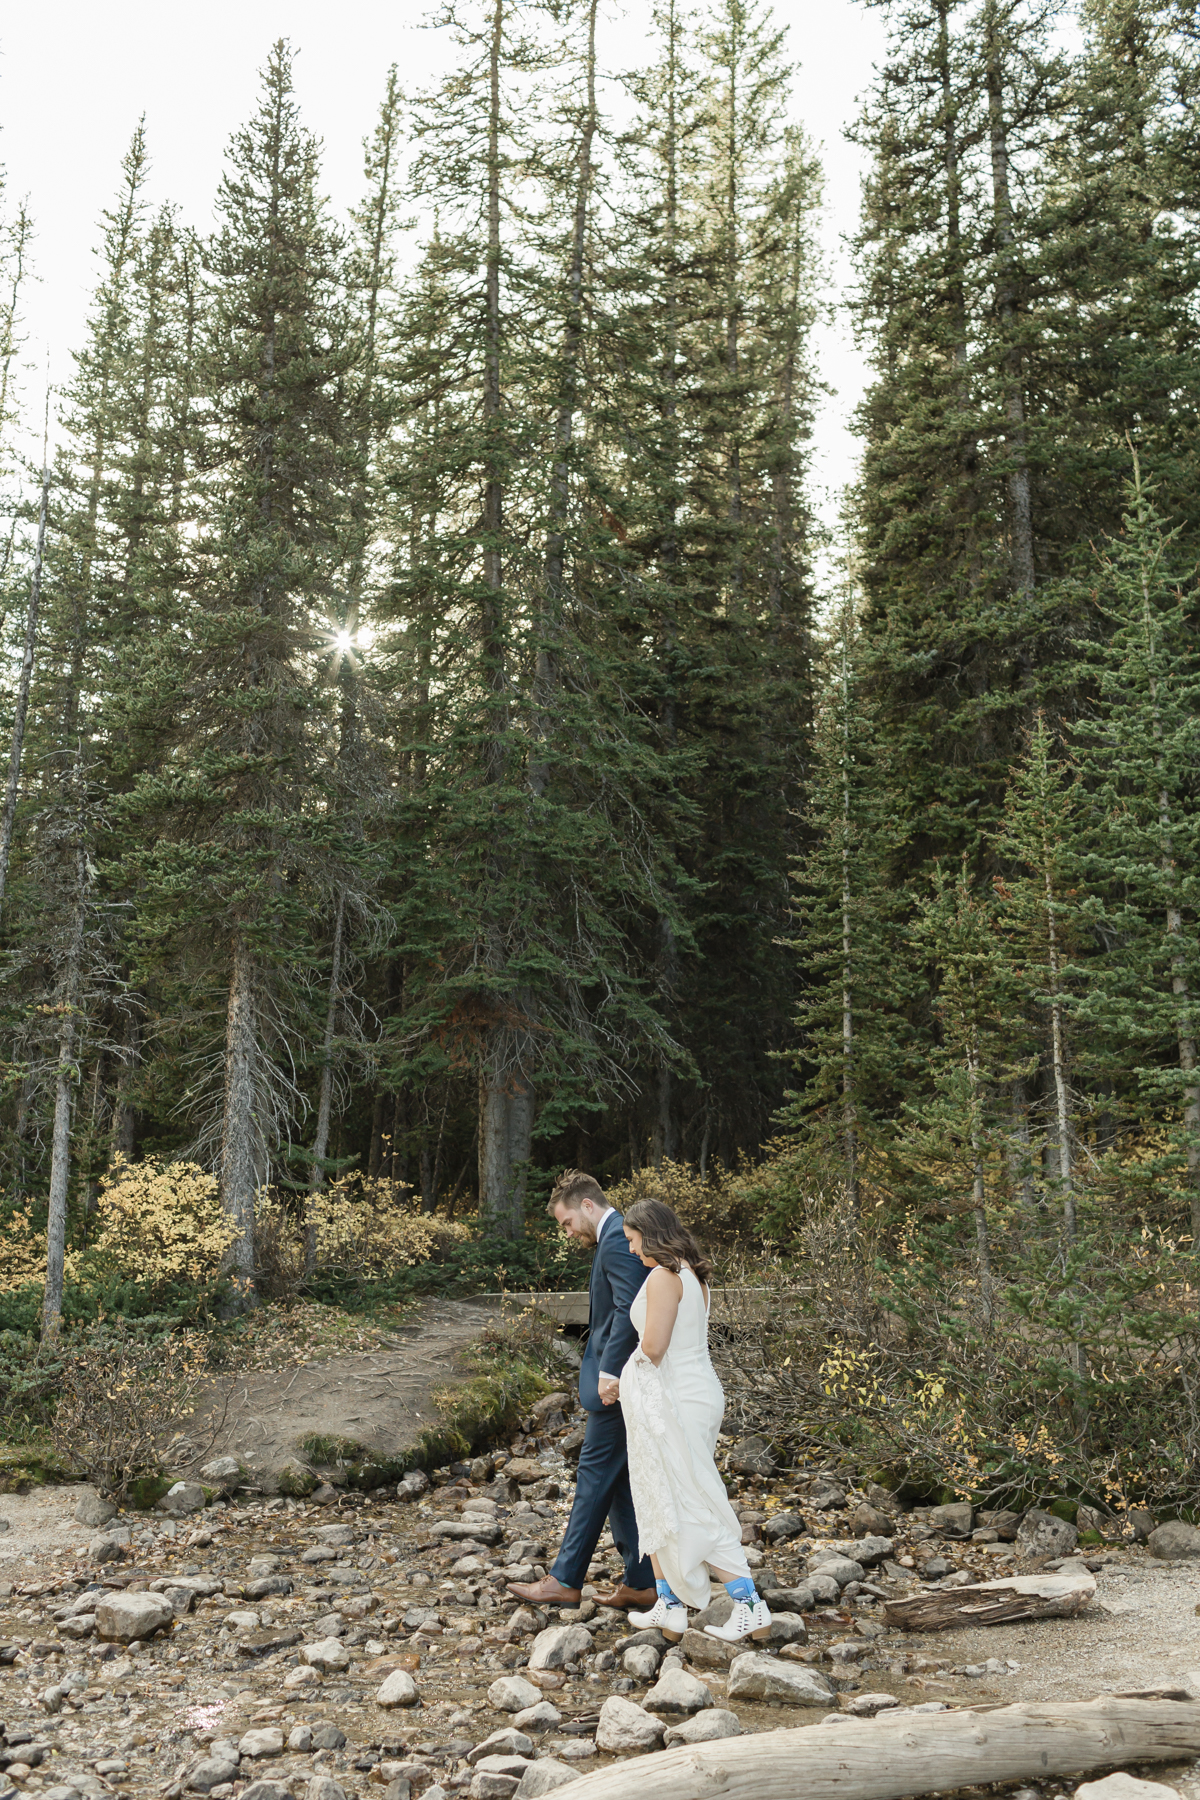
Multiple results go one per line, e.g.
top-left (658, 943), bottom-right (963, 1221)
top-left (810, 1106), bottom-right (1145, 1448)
top-left (598, 1375), bottom-right (620, 1406)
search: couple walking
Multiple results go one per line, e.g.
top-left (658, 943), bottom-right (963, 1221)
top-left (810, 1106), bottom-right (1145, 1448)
top-left (507, 1169), bottom-right (772, 1645)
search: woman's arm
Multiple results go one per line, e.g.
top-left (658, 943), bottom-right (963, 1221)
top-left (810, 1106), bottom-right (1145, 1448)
top-left (639, 1266), bottom-right (684, 1365)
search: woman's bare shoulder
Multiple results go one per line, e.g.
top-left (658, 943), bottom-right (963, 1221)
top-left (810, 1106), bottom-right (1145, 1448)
top-left (647, 1265), bottom-right (684, 1292)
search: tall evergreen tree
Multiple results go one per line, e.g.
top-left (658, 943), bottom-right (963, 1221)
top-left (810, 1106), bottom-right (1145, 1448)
top-left (1072, 462), bottom-right (1200, 1243)
top-left (127, 44), bottom-right (359, 1299)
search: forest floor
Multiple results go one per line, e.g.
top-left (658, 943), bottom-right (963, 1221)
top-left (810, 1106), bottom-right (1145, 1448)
top-left (169, 1297), bottom-right (499, 1492)
top-left (2, 1304), bottom-right (1200, 1800)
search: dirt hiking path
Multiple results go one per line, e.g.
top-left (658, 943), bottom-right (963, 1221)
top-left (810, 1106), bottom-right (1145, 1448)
top-left (174, 1297), bottom-right (495, 1488)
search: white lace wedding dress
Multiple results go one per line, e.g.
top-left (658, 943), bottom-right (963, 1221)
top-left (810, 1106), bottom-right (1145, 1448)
top-left (619, 1265), bottom-right (752, 1609)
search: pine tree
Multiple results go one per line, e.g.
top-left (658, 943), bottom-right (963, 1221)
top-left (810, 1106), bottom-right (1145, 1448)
top-left (1072, 459), bottom-right (1200, 1243)
top-left (991, 712), bottom-right (1084, 1243)
top-left (385, 0), bottom-right (689, 1231)
top-left (849, 0), bottom-right (1074, 869)
top-left (781, 595), bottom-right (916, 1219)
top-left (127, 44), bottom-right (359, 1299)
top-left (901, 857), bottom-right (1022, 1314)
top-left (614, 0), bottom-right (820, 1166)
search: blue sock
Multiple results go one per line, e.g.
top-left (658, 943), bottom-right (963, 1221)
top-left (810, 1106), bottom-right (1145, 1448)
top-left (655, 1578), bottom-right (683, 1607)
top-left (724, 1576), bottom-right (760, 1604)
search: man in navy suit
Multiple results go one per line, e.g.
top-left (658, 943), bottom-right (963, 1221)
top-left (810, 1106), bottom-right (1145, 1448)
top-left (506, 1169), bottom-right (655, 1610)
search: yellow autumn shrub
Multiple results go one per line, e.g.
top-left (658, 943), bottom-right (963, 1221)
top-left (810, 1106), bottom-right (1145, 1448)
top-left (0, 1158), bottom-right (236, 1299)
top-left (254, 1176), bottom-right (469, 1299)
top-left (607, 1157), bottom-right (759, 1249)
top-left (0, 1205), bottom-right (49, 1295)
top-left (88, 1158), bottom-right (237, 1283)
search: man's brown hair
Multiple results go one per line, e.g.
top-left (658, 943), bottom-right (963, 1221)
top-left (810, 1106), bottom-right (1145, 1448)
top-left (548, 1167), bottom-right (607, 1215)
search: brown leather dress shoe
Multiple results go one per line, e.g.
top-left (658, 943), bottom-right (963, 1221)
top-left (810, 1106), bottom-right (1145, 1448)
top-left (505, 1574), bottom-right (582, 1605)
top-left (591, 1583), bottom-right (657, 1609)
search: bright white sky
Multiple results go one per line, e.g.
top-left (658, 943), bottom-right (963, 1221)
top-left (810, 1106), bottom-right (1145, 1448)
top-left (0, 0), bottom-right (886, 560)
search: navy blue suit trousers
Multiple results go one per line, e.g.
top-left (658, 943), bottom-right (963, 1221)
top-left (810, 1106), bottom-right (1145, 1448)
top-left (551, 1212), bottom-right (652, 1593)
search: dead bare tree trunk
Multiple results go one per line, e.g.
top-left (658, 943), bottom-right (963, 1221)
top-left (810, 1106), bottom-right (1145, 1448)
top-left (42, 752), bottom-right (92, 1343)
top-left (306, 892), bottom-right (346, 1272)
top-left (566, 1698), bottom-right (1200, 1800)
top-left (219, 933), bottom-right (261, 1307)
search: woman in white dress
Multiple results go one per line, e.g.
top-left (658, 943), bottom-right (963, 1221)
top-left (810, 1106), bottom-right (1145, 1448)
top-left (608, 1198), bottom-right (773, 1645)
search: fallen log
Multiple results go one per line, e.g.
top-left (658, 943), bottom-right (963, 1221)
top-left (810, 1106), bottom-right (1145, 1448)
top-left (882, 1570), bottom-right (1095, 1633)
top-left (560, 1697), bottom-right (1200, 1800)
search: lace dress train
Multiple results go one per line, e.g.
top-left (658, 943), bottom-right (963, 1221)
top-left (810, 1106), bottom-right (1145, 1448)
top-left (619, 1266), bottom-right (750, 1610)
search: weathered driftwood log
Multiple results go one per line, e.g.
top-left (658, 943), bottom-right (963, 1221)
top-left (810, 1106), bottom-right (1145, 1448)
top-left (882, 1570), bottom-right (1096, 1633)
top-left (562, 1698), bottom-right (1200, 1800)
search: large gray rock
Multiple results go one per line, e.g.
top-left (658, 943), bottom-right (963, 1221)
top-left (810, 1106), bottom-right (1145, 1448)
top-left (826, 1535), bottom-right (893, 1567)
top-left (808, 1571), bottom-right (842, 1604)
top-left (158, 1481), bottom-right (207, 1517)
top-left (514, 1761), bottom-right (581, 1796)
top-left (765, 1613), bottom-right (808, 1646)
top-left (74, 1493), bottom-right (117, 1529)
top-left (162, 1574), bottom-right (223, 1597)
top-left (622, 1644), bottom-right (660, 1681)
top-left (643, 1667), bottom-right (712, 1713)
top-left (188, 1759), bottom-right (239, 1793)
top-left (763, 1511), bottom-right (806, 1543)
top-left (301, 1637), bottom-right (350, 1672)
top-left (768, 1584), bottom-right (817, 1612)
top-left (663, 1710), bottom-right (744, 1747)
top-left (199, 1456), bottom-right (244, 1489)
top-left (929, 1502), bottom-right (973, 1540)
top-left (94, 1590), bottom-right (174, 1643)
top-left (977, 1509), bottom-right (1022, 1541)
top-left (528, 1624), bottom-right (592, 1670)
top-left (512, 1702), bottom-right (561, 1733)
top-left (1016, 1509), bottom-right (1078, 1559)
top-left (595, 1696), bottom-right (666, 1752)
top-left (87, 1535), bottom-right (125, 1564)
top-left (488, 1675), bottom-right (543, 1712)
top-left (377, 1669), bottom-right (419, 1708)
top-left (238, 1730), bottom-right (284, 1759)
top-left (239, 1785), bottom-right (295, 1800)
top-left (470, 1777), bottom-right (521, 1800)
top-left (430, 1518), bottom-right (503, 1545)
top-left (1147, 1521), bottom-right (1200, 1560)
top-left (808, 1482), bottom-right (846, 1511)
top-left (727, 1652), bottom-right (835, 1707)
top-left (807, 1553), bottom-right (864, 1587)
top-left (305, 1782), bottom-right (348, 1800)
top-left (729, 1436), bottom-right (776, 1477)
top-left (467, 1732), bottom-right (534, 1766)
top-left (314, 1523), bottom-right (356, 1545)
top-left (1076, 1779), bottom-right (1180, 1800)
top-left (681, 1627), bottom-right (734, 1669)
top-left (849, 1503), bottom-right (894, 1536)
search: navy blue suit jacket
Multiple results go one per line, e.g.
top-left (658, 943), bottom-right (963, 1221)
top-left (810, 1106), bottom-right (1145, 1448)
top-left (578, 1211), bottom-right (648, 1412)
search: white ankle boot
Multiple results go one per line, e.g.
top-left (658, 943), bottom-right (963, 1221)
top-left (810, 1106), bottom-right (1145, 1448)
top-left (628, 1595), bottom-right (688, 1641)
top-left (703, 1596), bottom-right (772, 1643)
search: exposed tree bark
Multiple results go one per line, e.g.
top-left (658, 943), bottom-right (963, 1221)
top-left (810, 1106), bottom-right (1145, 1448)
top-left (219, 933), bottom-right (261, 1303)
top-left (884, 1569), bottom-right (1095, 1631)
top-left (42, 753), bottom-right (92, 1343)
top-left (306, 892), bottom-right (345, 1273)
top-left (564, 1698), bottom-right (1200, 1800)
top-left (839, 620), bottom-right (859, 1226)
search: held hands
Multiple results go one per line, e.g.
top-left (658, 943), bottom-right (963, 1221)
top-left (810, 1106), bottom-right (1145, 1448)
top-left (598, 1375), bottom-right (620, 1406)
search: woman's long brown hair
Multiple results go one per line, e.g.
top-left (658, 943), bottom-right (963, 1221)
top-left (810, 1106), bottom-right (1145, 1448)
top-left (623, 1198), bottom-right (714, 1284)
